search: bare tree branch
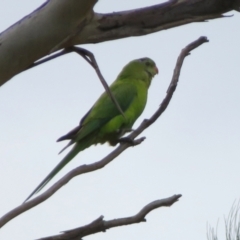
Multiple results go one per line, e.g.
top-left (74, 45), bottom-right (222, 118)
top-left (27, 47), bottom-right (126, 118)
top-left (77, 0), bottom-right (236, 45)
top-left (0, 36), bottom-right (208, 229)
top-left (0, 0), bottom-right (97, 86)
top-left (37, 194), bottom-right (182, 240)
top-left (0, 0), bottom-right (238, 86)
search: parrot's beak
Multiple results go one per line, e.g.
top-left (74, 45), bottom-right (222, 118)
top-left (155, 66), bottom-right (159, 74)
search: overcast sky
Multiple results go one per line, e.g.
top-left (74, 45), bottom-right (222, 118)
top-left (1, 1), bottom-right (240, 240)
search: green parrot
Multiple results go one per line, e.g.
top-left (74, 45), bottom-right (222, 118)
top-left (25, 57), bottom-right (158, 202)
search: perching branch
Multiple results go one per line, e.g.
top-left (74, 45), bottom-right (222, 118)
top-left (37, 194), bottom-right (182, 240)
top-left (0, 36), bottom-right (208, 228)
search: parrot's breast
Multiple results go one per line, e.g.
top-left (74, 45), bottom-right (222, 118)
top-left (96, 79), bottom-right (148, 146)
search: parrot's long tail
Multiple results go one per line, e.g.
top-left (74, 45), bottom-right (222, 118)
top-left (24, 140), bottom-right (92, 202)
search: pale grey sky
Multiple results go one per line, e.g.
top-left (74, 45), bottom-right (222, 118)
top-left (0, 1), bottom-right (240, 240)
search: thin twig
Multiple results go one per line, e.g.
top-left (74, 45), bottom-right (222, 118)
top-left (26, 47), bottom-right (126, 118)
top-left (25, 49), bottom-right (72, 70)
top-left (37, 194), bottom-right (182, 240)
top-left (0, 36), bottom-right (208, 228)
top-left (70, 46), bottom-right (126, 118)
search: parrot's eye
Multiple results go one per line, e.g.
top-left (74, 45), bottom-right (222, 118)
top-left (145, 61), bottom-right (151, 67)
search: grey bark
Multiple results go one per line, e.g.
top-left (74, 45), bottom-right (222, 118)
top-left (0, 0), bottom-right (239, 86)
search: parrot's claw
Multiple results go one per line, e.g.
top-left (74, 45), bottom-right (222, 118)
top-left (118, 137), bottom-right (135, 146)
top-left (124, 128), bottom-right (134, 133)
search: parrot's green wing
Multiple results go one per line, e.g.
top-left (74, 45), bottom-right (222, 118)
top-left (59, 82), bottom-right (138, 144)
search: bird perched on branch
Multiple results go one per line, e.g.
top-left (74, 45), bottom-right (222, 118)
top-left (25, 57), bottom-right (158, 201)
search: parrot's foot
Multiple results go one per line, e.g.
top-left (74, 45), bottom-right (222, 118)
top-left (119, 136), bottom-right (146, 146)
top-left (124, 128), bottom-right (134, 133)
top-left (118, 137), bottom-right (135, 146)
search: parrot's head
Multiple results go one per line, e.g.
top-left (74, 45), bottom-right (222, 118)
top-left (138, 57), bottom-right (158, 78)
top-left (118, 57), bottom-right (158, 88)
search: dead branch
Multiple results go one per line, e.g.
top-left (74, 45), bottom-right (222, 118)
top-left (0, 0), bottom-right (238, 86)
top-left (0, 36), bottom-right (207, 229)
top-left (37, 194), bottom-right (182, 240)
top-left (77, 0), bottom-right (239, 44)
